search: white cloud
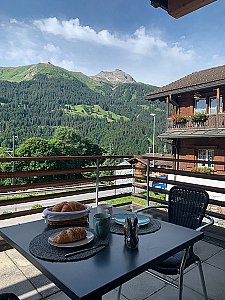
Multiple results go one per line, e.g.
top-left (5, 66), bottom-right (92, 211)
top-left (34, 17), bottom-right (117, 45)
top-left (33, 18), bottom-right (193, 63)
top-left (44, 43), bottom-right (59, 53)
top-left (9, 19), bottom-right (24, 25)
top-left (0, 17), bottom-right (216, 86)
top-left (49, 58), bottom-right (76, 71)
top-left (211, 54), bottom-right (225, 66)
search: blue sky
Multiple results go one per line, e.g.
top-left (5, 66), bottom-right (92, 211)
top-left (0, 0), bottom-right (224, 86)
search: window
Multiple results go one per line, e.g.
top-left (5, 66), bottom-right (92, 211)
top-left (198, 149), bottom-right (214, 168)
top-left (209, 97), bottom-right (217, 115)
top-left (209, 96), bottom-right (223, 114)
top-left (195, 98), bottom-right (206, 113)
top-left (220, 95), bottom-right (222, 113)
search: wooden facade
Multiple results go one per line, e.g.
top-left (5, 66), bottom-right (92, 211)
top-left (176, 138), bottom-right (225, 173)
top-left (146, 64), bottom-right (225, 174)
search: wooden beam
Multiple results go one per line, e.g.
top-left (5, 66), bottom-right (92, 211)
top-left (216, 87), bottom-right (220, 114)
top-left (168, 0), bottom-right (217, 19)
top-left (170, 95), bottom-right (179, 107)
top-left (166, 96), bottom-right (170, 118)
top-left (151, 0), bottom-right (168, 10)
top-left (216, 87), bottom-right (220, 128)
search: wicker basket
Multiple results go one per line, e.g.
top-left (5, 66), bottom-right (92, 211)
top-left (48, 215), bottom-right (89, 226)
top-left (43, 205), bottom-right (91, 226)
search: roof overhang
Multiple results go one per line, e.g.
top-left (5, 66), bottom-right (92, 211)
top-left (151, 0), bottom-right (217, 19)
top-left (158, 128), bottom-right (225, 139)
top-left (146, 79), bottom-right (225, 101)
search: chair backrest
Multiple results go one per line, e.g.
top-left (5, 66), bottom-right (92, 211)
top-left (168, 186), bottom-right (209, 230)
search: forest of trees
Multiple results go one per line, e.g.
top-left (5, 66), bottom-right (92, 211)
top-left (0, 127), bottom-right (103, 185)
top-left (0, 72), bottom-right (167, 155)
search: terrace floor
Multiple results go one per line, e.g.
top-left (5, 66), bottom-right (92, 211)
top-left (0, 215), bottom-right (225, 300)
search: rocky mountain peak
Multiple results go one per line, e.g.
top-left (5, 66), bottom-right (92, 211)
top-left (92, 69), bottom-right (136, 84)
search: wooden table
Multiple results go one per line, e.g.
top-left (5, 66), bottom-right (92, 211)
top-left (0, 208), bottom-right (203, 300)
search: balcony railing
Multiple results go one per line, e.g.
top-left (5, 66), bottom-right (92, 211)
top-left (167, 114), bottom-right (225, 130)
top-left (0, 155), bottom-right (133, 220)
top-left (135, 156), bottom-right (225, 228)
top-left (1, 155), bottom-right (225, 232)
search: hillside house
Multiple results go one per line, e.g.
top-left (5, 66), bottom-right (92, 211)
top-left (129, 154), bottom-right (173, 191)
top-left (146, 64), bottom-right (225, 174)
top-left (128, 154), bottom-right (173, 176)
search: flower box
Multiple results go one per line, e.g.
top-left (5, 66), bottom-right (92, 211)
top-left (191, 113), bottom-right (208, 122)
top-left (171, 115), bottom-right (188, 124)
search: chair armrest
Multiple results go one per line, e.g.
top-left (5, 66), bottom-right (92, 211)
top-left (196, 214), bottom-right (214, 232)
top-left (134, 205), bottom-right (168, 213)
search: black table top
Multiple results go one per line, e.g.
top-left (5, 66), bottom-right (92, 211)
top-left (0, 208), bottom-right (203, 300)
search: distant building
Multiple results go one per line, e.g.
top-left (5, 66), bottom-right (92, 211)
top-left (147, 64), bottom-right (225, 174)
top-left (146, 65), bottom-right (225, 212)
top-left (128, 154), bottom-right (173, 190)
top-left (128, 154), bottom-right (173, 174)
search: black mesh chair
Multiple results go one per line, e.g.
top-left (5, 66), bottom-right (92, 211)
top-left (117, 186), bottom-right (214, 300)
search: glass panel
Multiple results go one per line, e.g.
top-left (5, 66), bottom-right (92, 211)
top-left (198, 149), bottom-right (206, 163)
top-left (208, 150), bottom-right (214, 168)
top-left (198, 149), bottom-right (214, 168)
top-left (220, 95), bottom-right (223, 113)
top-left (209, 96), bottom-right (223, 114)
top-left (195, 98), bottom-right (206, 113)
top-left (209, 97), bottom-right (217, 115)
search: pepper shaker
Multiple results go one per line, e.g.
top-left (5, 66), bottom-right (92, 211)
top-left (124, 217), bottom-right (139, 249)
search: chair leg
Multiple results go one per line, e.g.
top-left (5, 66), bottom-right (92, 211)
top-left (117, 285), bottom-right (122, 300)
top-left (197, 260), bottom-right (208, 300)
top-left (178, 269), bottom-right (184, 300)
top-left (178, 247), bottom-right (190, 300)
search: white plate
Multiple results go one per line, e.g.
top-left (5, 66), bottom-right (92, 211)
top-left (113, 213), bottom-right (150, 226)
top-left (48, 230), bottom-right (94, 248)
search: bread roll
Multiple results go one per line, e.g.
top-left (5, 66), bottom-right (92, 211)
top-left (52, 201), bottom-right (86, 212)
top-left (52, 202), bottom-right (66, 212)
top-left (52, 227), bottom-right (87, 244)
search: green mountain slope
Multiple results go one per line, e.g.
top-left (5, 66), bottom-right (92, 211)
top-left (0, 64), bottom-right (165, 155)
top-left (0, 63), bottom-right (112, 94)
top-left (64, 104), bottom-right (130, 122)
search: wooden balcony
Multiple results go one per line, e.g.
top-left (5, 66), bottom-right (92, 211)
top-left (167, 114), bottom-right (225, 131)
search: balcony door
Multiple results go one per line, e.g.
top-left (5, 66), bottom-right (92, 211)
top-left (209, 96), bottom-right (223, 115)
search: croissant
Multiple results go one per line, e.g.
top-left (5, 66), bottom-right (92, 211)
top-left (52, 227), bottom-right (87, 244)
top-left (52, 201), bottom-right (86, 212)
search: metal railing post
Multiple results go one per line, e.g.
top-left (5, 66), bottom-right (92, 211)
top-left (132, 164), bottom-right (135, 194)
top-left (146, 158), bottom-right (150, 206)
top-left (95, 159), bottom-right (100, 206)
top-left (12, 135), bottom-right (16, 185)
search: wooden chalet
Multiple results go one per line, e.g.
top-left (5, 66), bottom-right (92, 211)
top-left (146, 64), bottom-right (225, 173)
top-left (150, 0), bottom-right (217, 19)
top-left (128, 154), bottom-right (173, 177)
